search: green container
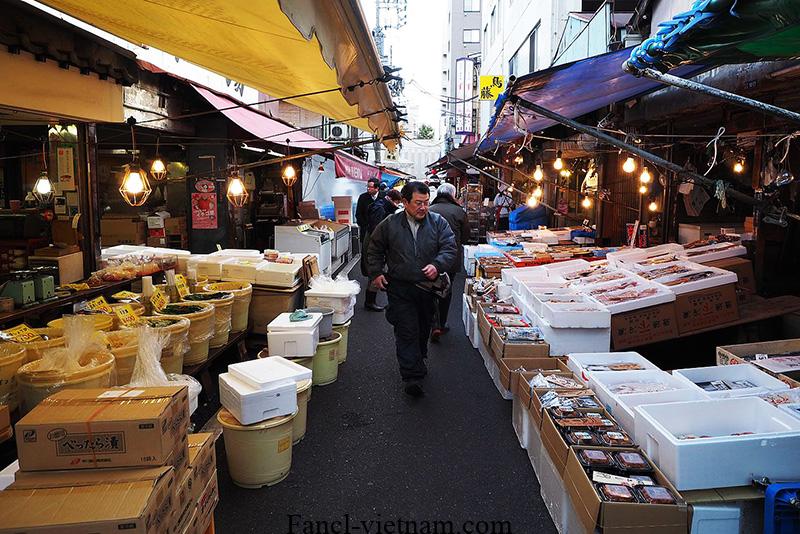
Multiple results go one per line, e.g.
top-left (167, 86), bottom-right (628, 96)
top-left (332, 320), bottom-right (351, 364)
top-left (311, 332), bottom-right (341, 386)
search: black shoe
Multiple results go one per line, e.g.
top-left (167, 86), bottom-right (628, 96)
top-left (403, 381), bottom-right (424, 397)
top-left (430, 328), bottom-right (443, 342)
top-left (364, 303), bottom-right (385, 312)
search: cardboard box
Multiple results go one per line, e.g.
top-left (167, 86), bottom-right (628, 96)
top-left (188, 433), bottom-right (217, 506)
top-left (674, 284), bottom-right (739, 334)
top-left (705, 257), bottom-right (757, 299)
top-left (194, 475), bottom-right (219, 534)
top-left (611, 302), bottom-right (679, 350)
top-left (0, 404), bottom-right (9, 433)
top-left (489, 327), bottom-right (550, 359)
top-left (497, 357), bottom-right (568, 392)
top-left (16, 386), bottom-right (189, 473)
top-left (1, 466), bottom-right (175, 534)
top-left (514, 370), bottom-right (593, 426)
top-left (477, 304), bottom-right (493, 345)
top-left (173, 468), bottom-right (194, 534)
top-left (564, 446), bottom-right (689, 534)
top-left (540, 407), bottom-right (617, 476)
top-left (164, 217), bottom-right (188, 235)
top-left (101, 216), bottom-right (146, 246)
top-left (717, 338), bottom-right (800, 389)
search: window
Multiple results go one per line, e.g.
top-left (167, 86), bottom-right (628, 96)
top-left (528, 29), bottom-right (537, 72)
top-left (463, 29), bottom-right (480, 44)
top-left (490, 7), bottom-right (496, 44)
top-left (464, 0), bottom-right (480, 12)
top-left (509, 52), bottom-right (518, 77)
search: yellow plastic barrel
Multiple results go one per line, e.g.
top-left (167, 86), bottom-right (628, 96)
top-left (103, 330), bottom-right (138, 385)
top-left (312, 332), bottom-right (341, 386)
top-left (48, 314), bottom-right (114, 332)
top-left (203, 282), bottom-right (253, 333)
top-left (0, 343), bottom-right (25, 412)
top-left (156, 303), bottom-right (215, 367)
top-left (17, 328), bottom-right (65, 363)
top-left (16, 351), bottom-right (116, 415)
top-left (293, 379), bottom-right (312, 444)
top-left (217, 408), bottom-right (296, 488)
top-left (128, 316), bottom-right (191, 375)
top-left (182, 292), bottom-right (234, 348)
top-left (332, 320), bottom-right (351, 364)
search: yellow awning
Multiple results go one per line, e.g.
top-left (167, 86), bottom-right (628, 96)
top-left (39, 0), bottom-right (399, 148)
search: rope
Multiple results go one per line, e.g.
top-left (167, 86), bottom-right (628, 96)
top-left (704, 127), bottom-right (725, 176)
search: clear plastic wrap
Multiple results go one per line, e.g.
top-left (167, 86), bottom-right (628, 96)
top-left (182, 292), bottom-right (234, 347)
top-left (309, 274), bottom-right (361, 295)
top-left (203, 282), bottom-right (253, 333)
top-left (157, 303), bottom-right (215, 344)
top-left (0, 342), bottom-right (25, 411)
top-left (127, 326), bottom-right (170, 386)
top-left (15, 315), bottom-right (116, 415)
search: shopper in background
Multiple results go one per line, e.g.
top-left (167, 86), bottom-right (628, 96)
top-left (367, 188), bottom-right (402, 234)
top-left (368, 181), bottom-right (457, 397)
top-left (428, 182), bottom-right (468, 341)
top-left (357, 177), bottom-right (383, 311)
top-left (494, 185), bottom-right (513, 231)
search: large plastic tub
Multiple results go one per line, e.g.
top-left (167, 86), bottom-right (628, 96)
top-left (304, 288), bottom-right (356, 325)
top-left (634, 397), bottom-right (800, 490)
top-left (203, 281), bottom-right (253, 333)
top-left (0, 343), bottom-right (25, 411)
top-left (156, 302), bottom-right (215, 366)
top-left (566, 351), bottom-right (659, 385)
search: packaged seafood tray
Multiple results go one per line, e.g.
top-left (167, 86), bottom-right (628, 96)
top-left (633, 397), bottom-right (800, 490)
top-left (677, 241), bottom-right (747, 264)
top-left (540, 297), bottom-right (611, 329)
top-left (672, 364), bottom-right (789, 399)
top-left (530, 289), bottom-right (581, 316)
top-left (566, 351), bottom-right (660, 384)
top-left (584, 277), bottom-right (676, 314)
top-left (625, 260), bottom-right (737, 295)
top-left (606, 244), bottom-right (684, 268)
top-left (548, 261), bottom-right (609, 282)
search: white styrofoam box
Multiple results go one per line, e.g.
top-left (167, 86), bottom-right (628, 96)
top-left (469, 312), bottom-right (479, 348)
top-left (477, 244), bottom-right (500, 254)
top-left (780, 403), bottom-right (800, 420)
top-left (195, 256), bottom-right (229, 280)
top-left (540, 299), bottom-right (611, 328)
top-left (461, 294), bottom-right (469, 330)
top-left (567, 351), bottom-right (659, 384)
top-left (606, 243), bottom-right (684, 268)
top-left (526, 418), bottom-right (543, 480)
top-left (521, 242), bottom-right (548, 253)
top-left (634, 397), bottom-right (800, 490)
top-left (255, 261), bottom-right (302, 288)
top-left (589, 369), bottom-right (695, 424)
top-left (0, 460), bottom-right (19, 491)
top-left (625, 260), bottom-right (738, 295)
top-left (219, 372), bottom-right (297, 425)
top-left (501, 265), bottom-right (547, 286)
top-left (511, 394), bottom-right (529, 449)
top-left (220, 257), bottom-right (267, 282)
top-left (209, 248), bottom-right (262, 258)
top-left (538, 442), bottom-right (571, 532)
top-left (267, 313), bottom-right (322, 357)
top-left (584, 277), bottom-right (676, 314)
top-left (541, 259), bottom-right (592, 278)
top-left (526, 286), bottom-right (576, 315)
top-left (672, 364), bottom-right (789, 398)
top-left (229, 356), bottom-right (312, 388)
top-left (488, 356), bottom-right (512, 400)
top-left (690, 504), bottom-right (741, 534)
top-left (478, 336), bottom-right (492, 363)
top-left (678, 242), bottom-right (746, 264)
top-left (305, 287), bottom-right (357, 324)
top-left (534, 313), bottom-right (611, 356)
top-left (613, 388), bottom-right (710, 434)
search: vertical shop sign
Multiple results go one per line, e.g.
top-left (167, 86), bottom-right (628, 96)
top-left (192, 179), bottom-right (218, 229)
top-left (56, 146), bottom-right (76, 192)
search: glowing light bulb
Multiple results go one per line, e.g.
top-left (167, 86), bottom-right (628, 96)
top-left (228, 177), bottom-right (245, 196)
top-left (508, 185), bottom-right (514, 193)
top-left (282, 164), bottom-right (297, 186)
top-left (581, 196), bottom-right (592, 209)
top-left (733, 160), bottom-right (744, 174)
top-left (639, 185), bottom-right (648, 194)
top-left (623, 157), bottom-right (636, 173)
top-left (639, 167), bottom-right (652, 184)
top-left (150, 158), bottom-right (167, 181)
top-left (648, 201), bottom-right (658, 212)
top-left (124, 171), bottom-right (145, 194)
top-left (533, 186), bottom-right (543, 199)
top-left (119, 163), bottom-right (152, 206)
top-left (553, 151), bottom-right (564, 170)
top-left (527, 196), bottom-right (539, 208)
top-left (35, 175), bottom-right (52, 195)
top-left (533, 165), bottom-right (543, 182)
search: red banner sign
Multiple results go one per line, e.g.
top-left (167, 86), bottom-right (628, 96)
top-left (334, 151), bottom-right (380, 182)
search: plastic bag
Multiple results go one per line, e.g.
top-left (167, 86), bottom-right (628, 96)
top-left (38, 315), bottom-right (108, 374)
top-left (127, 326), bottom-right (170, 386)
top-left (308, 274), bottom-right (361, 296)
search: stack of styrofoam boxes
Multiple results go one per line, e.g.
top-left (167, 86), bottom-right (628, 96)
top-left (589, 369), bottom-right (709, 433)
top-left (304, 285), bottom-right (358, 324)
top-left (256, 260), bottom-right (304, 288)
top-left (676, 241), bottom-right (747, 264)
top-left (195, 249), bottom-right (263, 281)
top-left (267, 312), bottom-right (322, 358)
top-left (623, 260), bottom-right (738, 295)
top-left (581, 273), bottom-right (676, 314)
top-left (606, 243), bottom-right (684, 268)
top-left (634, 397), bottom-right (800, 490)
top-left (220, 257), bottom-right (267, 283)
top-left (671, 364), bottom-right (790, 399)
top-left (566, 351), bottom-right (660, 385)
top-left (219, 357), bottom-right (311, 425)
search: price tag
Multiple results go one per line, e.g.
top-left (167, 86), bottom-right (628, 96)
top-left (151, 287), bottom-right (168, 312)
top-left (114, 304), bottom-right (140, 328)
top-left (175, 274), bottom-right (190, 298)
top-left (112, 291), bottom-right (141, 301)
top-left (1, 324), bottom-right (43, 343)
top-left (62, 283), bottom-right (90, 292)
top-left (86, 296), bottom-right (113, 314)
top-left (755, 353), bottom-right (769, 361)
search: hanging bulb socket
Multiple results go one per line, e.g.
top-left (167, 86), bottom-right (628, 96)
top-left (226, 169), bottom-right (249, 208)
top-left (527, 196), bottom-right (538, 208)
top-left (733, 159), bottom-right (744, 174)
top-left (533, 186), bottom-right (543, 199)
top-left (648, 201), bottom-right (658, 212)
top-left (150, 158), bottom-right (167, 181)
top-left (639, 185), bottom-right (648, 194)
top-left (33, 171), bottom-right (54, 204)
top-left (119, 163), bottom-right (152, 206)
top-left (282, 164), bottom-right (298, 187)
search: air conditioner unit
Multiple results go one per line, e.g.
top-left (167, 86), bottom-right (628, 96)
top-left (326, 123), bottom-right (349, 142)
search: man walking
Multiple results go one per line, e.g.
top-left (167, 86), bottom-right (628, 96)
top-left (428, 182), bottom-right (468, 341)
top-left (367, 181), bottom-right (457, 397)
top-left (357, 177), bottom-right (383, 311)
top-left (367, 188), bottom-right (402, 234)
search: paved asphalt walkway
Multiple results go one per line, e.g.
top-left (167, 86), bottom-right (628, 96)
top-left (213, 274), bottom-right (557, 534)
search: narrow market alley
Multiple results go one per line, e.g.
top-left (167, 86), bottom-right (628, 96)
top-left (214, 274), bottom-right (557, 533)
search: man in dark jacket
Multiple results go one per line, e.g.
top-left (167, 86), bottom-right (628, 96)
top-left (356, 177), bottom-right (382, 311)
top-left (428, 182), bottom-right (468, 340)
top-left (367, 181), bottom-right (457, 397)
top-left (367, 188), bottom-right (402, 234)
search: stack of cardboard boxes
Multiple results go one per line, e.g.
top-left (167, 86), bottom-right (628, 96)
top-left (0, 386), bottom-right (218, 534)
top-left (147, 216), bottom-right (188, 249)
top-left (101, 215), bottom-right (147, 246)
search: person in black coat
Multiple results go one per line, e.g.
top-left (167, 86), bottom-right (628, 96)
top-left (367, 188), bottom-right (402, 235)
top-left (367, 181), bottom-right (457, 397)
top-left (356, 177), bottom-right (382, 310)
top-left (428, 182), bottom-right (469, 339)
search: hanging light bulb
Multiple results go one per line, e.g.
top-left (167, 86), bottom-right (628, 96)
top-left (527, 195), bottom-right (539, 208)
top-left (150, 157), bottom-right (167, 181)
top-left (560, 169), bottom-right (571, 178)
top-left (533, 164), bottom-right (544, 182)
top-left (639, 185), bottom-right (648, 194)
top-left (733, 159), bottom-right (744, 174)
top-left (282, 163), bottom-right (298, 187)
top-left (648, 201), bottom-right (658, 212)
top-left (581, 195), bottom-right (592, 209)
top-left (639, 167), bottom-right (652, 184)
top-left (533, 186), bottom-right (543, 199)
top-left (514, 154), bottom-right (523, 165)
top-left (119, 163), bottom-right (152, 206)
top-left (226, 169), bottom-right (249, 208)
top-left (508, 185), bottom-right (515, 193)
top-left (33, 171), bottom-right (54, 204)
top-left (623, 157), bottom-right (636, 173)
top-left (553, 150), bottom-right (564, 170)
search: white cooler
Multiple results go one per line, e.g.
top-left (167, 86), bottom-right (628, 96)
top-left (267, 312), bottom-right (322, 357)
top-left (304, 288), bottom-right (356, 324)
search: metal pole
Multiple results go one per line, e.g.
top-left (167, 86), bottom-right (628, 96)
top-left (511, 97), bottom-right (763, 210)
top-left (633, 67), bottom-right (800, 125)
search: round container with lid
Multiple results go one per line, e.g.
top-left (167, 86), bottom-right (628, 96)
top-left (304, 307), bottom-right (334, 338)
top-left (182, 292), bottom-right (234, 348)
top-left (203, 281), bottom-right (253, 333)
top-left (0, 343), bottom-right (25, 411)
top-left (312, 332), bottom-right (341, 386)
top-left (217, 408), bottom-right (296, 488)
top-left (293, 379), bottom-right (312, 444)
top-left (127, 316), bottom-right (191, 374)
top-left (156, 302), bottom-right (215, 366)
top-left (16, 328), bottom-right (64, 363)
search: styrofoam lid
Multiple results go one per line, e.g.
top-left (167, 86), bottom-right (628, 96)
top-left (209, 248), bottom-right (262, 257)
top-left (268, 312), bottom-right (322, 331)
top-left (228, 356), bottom-right (312, 389)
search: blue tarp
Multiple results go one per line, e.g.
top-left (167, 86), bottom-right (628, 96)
top-left (509, 204), bottom-right (548, 231)
top-left (381, 171), bottom-right (404, 188)
top-left (479, 48), bottom-right (705, 152)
